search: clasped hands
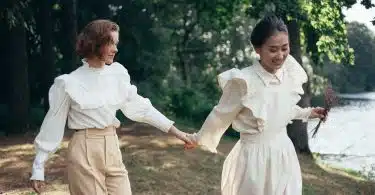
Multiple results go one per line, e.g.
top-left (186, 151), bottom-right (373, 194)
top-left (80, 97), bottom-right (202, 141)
top-left (175, 131), bottom-right (198, 150)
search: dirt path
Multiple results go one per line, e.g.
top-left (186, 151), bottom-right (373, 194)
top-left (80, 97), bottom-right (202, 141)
top-left (0, 123), bottom-right (374, 195)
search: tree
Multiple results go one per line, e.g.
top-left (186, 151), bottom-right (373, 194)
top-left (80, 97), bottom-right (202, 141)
top-left (36, 0), bottom-right (55, 112)
top-left (61, 0), bottom-right (78, 73)
top-left (128, 0), bottom-right (247, 87)
top-left (326, 22), bottom-right (375, 93)
top-left (1, 1), bottom-right (31, 134)
top-left (346, 22), bottom-right (375, 91)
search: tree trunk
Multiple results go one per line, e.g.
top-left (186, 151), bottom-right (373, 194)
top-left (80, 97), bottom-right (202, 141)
top-left (91, 2), bottom-right (111, 18)
top-left (38, 0), bottom-right (55, 113)
top-left (61, 0), bottom-right (78, 73)
top-left (286, 19), bottom-right (312, 156)
top-left (7, 13), bottom-right (30, 135)
top-left (0, 20), bottom-right (8, 105)
top-left (177, 48), bottom-right (192, 88)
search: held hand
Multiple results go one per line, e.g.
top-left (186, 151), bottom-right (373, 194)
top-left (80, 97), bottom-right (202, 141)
top-left (176, 131), bottom-right (194, 145)
top-left (168, 126), bottom-right (196, 146)
top-left (184, 134), bottom-right (198, 150)
top-left (30, 179), bottom-right (45, 194)
top-left (309, 107), bottom-right (326, 120)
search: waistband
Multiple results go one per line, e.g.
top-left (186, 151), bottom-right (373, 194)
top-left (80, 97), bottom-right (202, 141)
top-left (73, 125), bottom-right (117, 136)
top-left (240, 129), bottom-right (288, 144)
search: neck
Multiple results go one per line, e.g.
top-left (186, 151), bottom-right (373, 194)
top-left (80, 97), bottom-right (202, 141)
top-left (86, 57), bottom-right (105, 68)
top-left (259, 60), bottom-right (277, 74)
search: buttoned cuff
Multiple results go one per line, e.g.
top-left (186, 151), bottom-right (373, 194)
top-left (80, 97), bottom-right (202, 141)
top-left (30, 150), bottom-right (49, 181)
top-left (299, 107), bottom-right (313, 122)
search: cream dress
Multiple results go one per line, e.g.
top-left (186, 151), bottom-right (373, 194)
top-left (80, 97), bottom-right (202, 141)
top-left (191, 55), bottom-right (312, 195)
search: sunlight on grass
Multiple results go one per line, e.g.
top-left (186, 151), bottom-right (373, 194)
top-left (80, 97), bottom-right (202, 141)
top-left (150, 139), bottom-right (169, 148)
top-left (127, 144), bottom-right (140, 149)
top-left (1, 124), bottom-right (374, 194)
top-left (3, 160), bottom-right (30, 169)
top-left (161, 162), bottom-right (177, 169)
top-left (316, 162), bottom-right (366, 181)
top-left (143, 166), bottom-right (159, 172)
top-left (0, 157), bottom-right (19, 166)
top-left (0, 143), bottom-right (34, 153)
top-left (4, 183), bottom-right (69, 195)
top-left (165, 137), bottom-right (185, 145)
top-left (119, 140), bottom-right (130, 147)
top-left (302, 173), bottom-right (319, 180)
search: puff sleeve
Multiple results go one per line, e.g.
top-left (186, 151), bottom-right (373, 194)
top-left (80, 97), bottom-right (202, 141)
top-left (191, 68), bottom-right (247, 153)
top-left (31, 77), bottom-right (71, 181)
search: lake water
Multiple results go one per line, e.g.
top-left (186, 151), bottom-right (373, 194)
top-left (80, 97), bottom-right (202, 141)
top-left (308, 92), bottom-right (375, 179)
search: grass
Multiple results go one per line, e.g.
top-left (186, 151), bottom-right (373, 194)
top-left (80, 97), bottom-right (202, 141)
top-left (0, 123), bottom-right (374, 195)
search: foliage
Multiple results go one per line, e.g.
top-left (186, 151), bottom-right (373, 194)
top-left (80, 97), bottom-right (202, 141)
top-left (0, 0), bottom-right (259, 132)
top-left (302, 0), bottom-right (355, 65)
top-left (325, 22), bottom-right (375, 93)
top-left (1, 0), bottom-right (374, 134)
top-left (245, 0), bottom-right (361, 66)
top-left (0, 0), bottom-right (31, 27)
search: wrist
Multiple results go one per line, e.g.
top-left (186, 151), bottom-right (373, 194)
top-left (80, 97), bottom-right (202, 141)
top-left (167, 126), bottom-right (176, 133)
top-left (168, 126), bottom-right (181, 136)
top-left (30, 149), bottom-right (49, 181)
top-left (304, 107), bottom-right (314, 121)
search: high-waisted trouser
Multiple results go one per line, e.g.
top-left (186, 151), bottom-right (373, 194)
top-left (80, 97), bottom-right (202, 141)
top-left (67, 126), bottom-right (132, 195)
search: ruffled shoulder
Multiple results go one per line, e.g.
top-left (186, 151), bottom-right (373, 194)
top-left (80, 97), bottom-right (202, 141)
top-left (217, 68), bottom-right (250, 96)
top-left (54, 72), bottom-right (123, 110)
top-left (54, 74), bottom-right (79, 90)
top-left (54, 74), bottom-right (97, 109)
top-left (283, 55), bottom-right (308, 95)
top-left (107, 62), bottom-right (133, 87)
top-left (217, 68), bottom-right (266, 131)
top-left (215, 57), bottom-right (308, 133)
top-left (109, 62), bottom-right (129, 75)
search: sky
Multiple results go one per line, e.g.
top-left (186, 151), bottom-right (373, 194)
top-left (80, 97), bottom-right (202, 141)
top-left (342, 1), bottom-right (375, 32)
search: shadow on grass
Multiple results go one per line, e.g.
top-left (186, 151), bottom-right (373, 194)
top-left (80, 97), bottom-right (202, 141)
top-left (0, 123), bottom-right (374, 195)
top-left (299, 154), bottom-right (375, 195)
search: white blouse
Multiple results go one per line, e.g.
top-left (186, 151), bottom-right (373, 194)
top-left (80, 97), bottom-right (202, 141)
top-left (30, 60), bottom-right (174, 181)
top-left (192, 55), bottom-right (312, 153)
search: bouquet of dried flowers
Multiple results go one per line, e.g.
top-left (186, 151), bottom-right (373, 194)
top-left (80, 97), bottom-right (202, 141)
top-left (310, 82), bottom-right (338, 138)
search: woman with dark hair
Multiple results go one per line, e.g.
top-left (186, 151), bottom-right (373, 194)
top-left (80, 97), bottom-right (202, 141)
top-left (185, 14), bottom-right (325, 195)
top-left (30, 19), bottom-right (194, 195)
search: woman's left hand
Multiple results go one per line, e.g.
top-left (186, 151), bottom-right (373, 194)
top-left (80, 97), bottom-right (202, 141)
top-left (168, 126), bottom-right (195, 145)
top-left (309, 107), bottom-right (326, 120)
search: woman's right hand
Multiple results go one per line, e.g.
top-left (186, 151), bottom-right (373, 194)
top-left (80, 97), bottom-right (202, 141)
top-left (30, 179), bottom-right (45, 194)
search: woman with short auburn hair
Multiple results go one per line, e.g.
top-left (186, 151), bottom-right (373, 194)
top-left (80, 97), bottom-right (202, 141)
top-left (30, 19), bottom-right (194, 195)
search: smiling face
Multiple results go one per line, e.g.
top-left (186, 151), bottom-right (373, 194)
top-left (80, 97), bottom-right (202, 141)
top-left (99, 31), bottom-right (119, 65)
top-left (255, 31), bottom-right (290, 73)
top-left (76, 19), bottom-right (120, 65)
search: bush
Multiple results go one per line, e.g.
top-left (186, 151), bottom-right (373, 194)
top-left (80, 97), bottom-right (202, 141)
top-left (166, 86), bottom-right (216, 124)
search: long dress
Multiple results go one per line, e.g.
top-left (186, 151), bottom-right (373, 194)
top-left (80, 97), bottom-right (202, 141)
top-left (192, 55), bottom-right (312, 195)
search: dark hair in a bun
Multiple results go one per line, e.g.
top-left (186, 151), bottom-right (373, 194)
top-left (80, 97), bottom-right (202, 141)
top-left (250, 13), bottom-right (288, 48)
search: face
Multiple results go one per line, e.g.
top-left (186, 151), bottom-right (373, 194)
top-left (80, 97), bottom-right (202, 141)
top-left (100, 31), bottom-right (119, 64)
top-left (255, 31), bottom-right (289, 73)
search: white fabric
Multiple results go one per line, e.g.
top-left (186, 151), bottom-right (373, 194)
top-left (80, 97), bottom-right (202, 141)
top-left (192, 55), bottom-right (312, 195)
top-left (30, 60), bottom-right (174, 181)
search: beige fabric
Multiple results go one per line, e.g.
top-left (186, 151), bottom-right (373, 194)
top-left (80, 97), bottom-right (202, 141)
top-left (191, 55), bottom-right (312, 195)
top-left (67, 126), bottom-right (131, 195)
top-left (31, 60), bottom-right (174, 181)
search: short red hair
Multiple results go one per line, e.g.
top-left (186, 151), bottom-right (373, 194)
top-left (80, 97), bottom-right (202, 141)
top-left (75, 19), bottom-right (119, 58)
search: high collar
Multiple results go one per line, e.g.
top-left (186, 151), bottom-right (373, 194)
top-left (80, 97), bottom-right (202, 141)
top-left (81, 59), bottom-right (106, 73)
top-left (253, 60), bottom-right (285, 86)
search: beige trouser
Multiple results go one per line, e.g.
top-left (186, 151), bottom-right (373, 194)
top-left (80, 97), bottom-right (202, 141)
top-left (66, 126), bottom-right (131, 195)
